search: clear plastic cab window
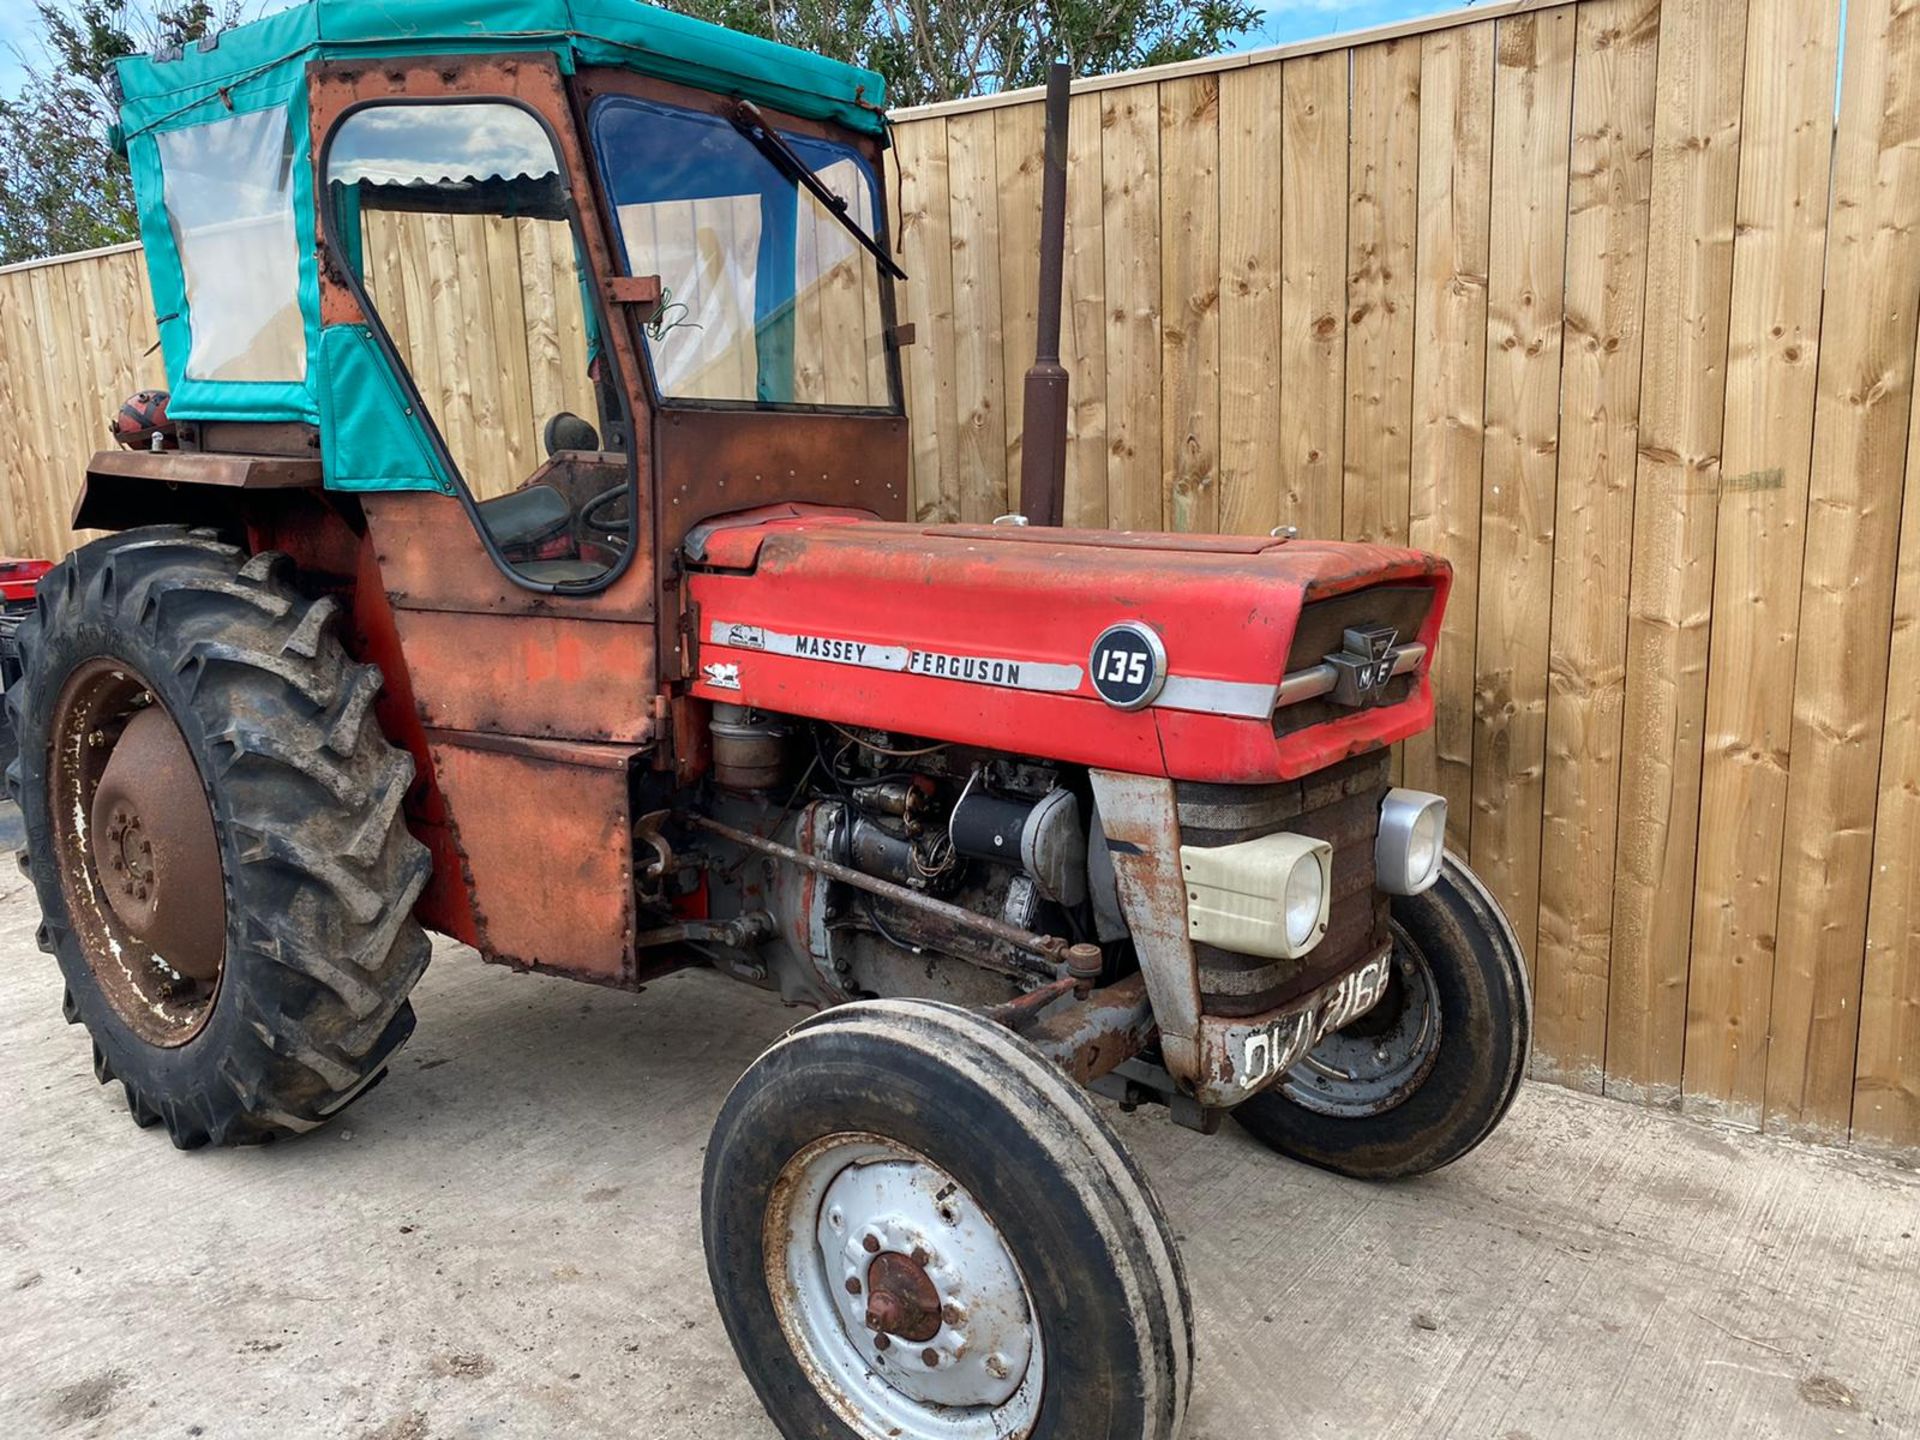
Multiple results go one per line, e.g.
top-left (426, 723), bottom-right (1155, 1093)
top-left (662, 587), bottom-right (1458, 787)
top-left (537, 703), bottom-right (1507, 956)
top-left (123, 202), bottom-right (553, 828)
top-left (325, 101), bottom-right (633, 589)
top-left (590, 97), bottom-right (892, 410)
top-left (154, 107), bottom-right (306, 383)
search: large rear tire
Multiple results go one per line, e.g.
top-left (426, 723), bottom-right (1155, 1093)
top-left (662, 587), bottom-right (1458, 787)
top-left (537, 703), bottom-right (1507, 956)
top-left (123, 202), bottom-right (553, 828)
top-left (9, 527), bottom-right (432, 1148)
top-left (703, 998), bottom-right (1192, 1440)
top-left (1232, 855), bottom-right (1530, 1180)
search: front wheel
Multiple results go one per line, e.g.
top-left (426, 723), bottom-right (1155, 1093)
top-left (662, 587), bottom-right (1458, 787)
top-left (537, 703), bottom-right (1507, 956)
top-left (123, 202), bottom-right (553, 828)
top-left (703, 999), bottom-right (1192, 1440)
top-left (1233, 854), bottom-right (1531, 1180)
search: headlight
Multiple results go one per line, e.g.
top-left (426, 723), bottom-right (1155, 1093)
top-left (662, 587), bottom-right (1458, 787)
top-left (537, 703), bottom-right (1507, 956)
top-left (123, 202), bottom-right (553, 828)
top-left (1180, 831), bottom-right (1331, 959)
top-left (1377, 788), bottom-right (1447, 895)
top-left (1283, 849), bottom-right (1325, 950)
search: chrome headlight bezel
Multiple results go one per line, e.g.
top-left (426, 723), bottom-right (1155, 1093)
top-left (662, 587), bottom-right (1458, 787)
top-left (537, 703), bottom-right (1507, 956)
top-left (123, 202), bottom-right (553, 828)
top-left (1376, 787), bottom-right (1447, 895)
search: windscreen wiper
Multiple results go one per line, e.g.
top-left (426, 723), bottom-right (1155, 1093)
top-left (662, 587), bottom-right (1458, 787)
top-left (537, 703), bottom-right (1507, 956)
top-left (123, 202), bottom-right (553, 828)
top-left (726, 99), bottom-right (908, 281)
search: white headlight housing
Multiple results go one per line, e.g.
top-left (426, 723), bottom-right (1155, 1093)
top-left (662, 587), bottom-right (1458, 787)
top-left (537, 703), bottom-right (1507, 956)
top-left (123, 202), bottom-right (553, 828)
top-left (1377, 788), bottom-right (1447, 895)
top-left (1180, 831), bottom-right (1332, 960)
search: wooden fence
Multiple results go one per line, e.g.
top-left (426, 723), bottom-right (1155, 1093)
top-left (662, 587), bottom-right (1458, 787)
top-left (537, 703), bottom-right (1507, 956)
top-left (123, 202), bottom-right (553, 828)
top-left (890, 0), bottom-right (1920, 1158)
top-left (0, 0), bottom-right (1915, 1160)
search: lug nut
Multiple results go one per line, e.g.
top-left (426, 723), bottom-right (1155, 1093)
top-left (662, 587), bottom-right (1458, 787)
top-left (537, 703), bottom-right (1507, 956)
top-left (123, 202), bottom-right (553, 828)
top-left (921, 1348), bottom-right (940, 1368)
top-left (862, 1235), bottom-right (881, 1254)
top-left (845, 1277), bottom-right (862, 1296)
top-left (941, 1302), bottom-right (964, 1327)
top-left (873, 1334), bottom-right (890, 1351)
top-left (911, 1247), bottom-right (930, 1268)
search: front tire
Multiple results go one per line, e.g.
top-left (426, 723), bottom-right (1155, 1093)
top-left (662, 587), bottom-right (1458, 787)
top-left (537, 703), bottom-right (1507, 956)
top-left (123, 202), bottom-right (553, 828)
top-left (9, 528), bottom-right (432, 1148)
top-left (703, 999), bottom-right (1192, 1440)
top-left (1233, 854), bottom-right (1531, 1180)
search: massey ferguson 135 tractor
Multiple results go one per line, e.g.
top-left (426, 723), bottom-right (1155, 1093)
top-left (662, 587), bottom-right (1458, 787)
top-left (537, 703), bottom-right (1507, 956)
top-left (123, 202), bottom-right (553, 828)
top-left (11, 4), bottom-right (1529, 1435)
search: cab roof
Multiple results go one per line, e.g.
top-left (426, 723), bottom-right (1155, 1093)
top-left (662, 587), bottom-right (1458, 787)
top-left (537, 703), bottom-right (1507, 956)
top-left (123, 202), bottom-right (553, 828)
top-left (112, 0), bottom-right (889, 140)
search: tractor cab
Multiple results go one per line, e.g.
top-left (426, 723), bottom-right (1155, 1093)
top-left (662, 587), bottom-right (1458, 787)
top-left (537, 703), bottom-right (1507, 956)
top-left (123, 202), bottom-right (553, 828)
top-left (100, 0), bottom-right (907, 606)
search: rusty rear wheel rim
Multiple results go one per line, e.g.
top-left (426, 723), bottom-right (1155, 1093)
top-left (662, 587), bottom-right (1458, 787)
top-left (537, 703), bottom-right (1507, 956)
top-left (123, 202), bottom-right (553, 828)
top-left (48, 657), bottom-right (227, 1048)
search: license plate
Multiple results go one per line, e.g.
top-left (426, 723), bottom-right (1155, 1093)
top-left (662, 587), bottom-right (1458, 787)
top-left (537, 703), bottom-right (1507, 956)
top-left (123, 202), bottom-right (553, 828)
top-left (1232, 949), bottom-right (1393, 1093)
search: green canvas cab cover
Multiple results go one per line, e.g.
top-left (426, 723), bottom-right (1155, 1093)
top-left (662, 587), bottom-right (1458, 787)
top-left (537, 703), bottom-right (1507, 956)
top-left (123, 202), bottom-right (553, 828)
top-left (114, 0), bottom-right (887, 432)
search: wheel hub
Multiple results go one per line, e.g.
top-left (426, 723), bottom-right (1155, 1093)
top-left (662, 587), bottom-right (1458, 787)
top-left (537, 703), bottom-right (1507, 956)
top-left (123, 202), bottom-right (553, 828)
top-left (49, 660), bottom-right (228, 1046)
top-left (864, 1250), bottom-right (943, 1342)
top-left (819, 1157), bottom-right (1034, 1410)
top-left (1282, 927), bottom-right (1442, 1117)
top-left (766, 1133), bottom-right (1044, 1440)
top-left (88, 704), bottom-right (225, 981)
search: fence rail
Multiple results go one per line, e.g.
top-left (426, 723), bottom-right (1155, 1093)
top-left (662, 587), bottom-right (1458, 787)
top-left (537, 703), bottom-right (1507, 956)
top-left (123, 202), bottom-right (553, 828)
top-left (0, 0), bottom-right (1914, 1158)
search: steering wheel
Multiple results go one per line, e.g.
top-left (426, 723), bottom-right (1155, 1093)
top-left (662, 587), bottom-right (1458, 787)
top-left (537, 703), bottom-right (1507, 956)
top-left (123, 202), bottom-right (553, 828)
top-left (580, 483), bottom-right (633, 537)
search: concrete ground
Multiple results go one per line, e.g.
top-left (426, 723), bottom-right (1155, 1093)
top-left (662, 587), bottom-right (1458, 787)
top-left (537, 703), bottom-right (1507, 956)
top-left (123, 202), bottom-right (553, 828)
top-left (1, 848), bottom-right (1916, 1440)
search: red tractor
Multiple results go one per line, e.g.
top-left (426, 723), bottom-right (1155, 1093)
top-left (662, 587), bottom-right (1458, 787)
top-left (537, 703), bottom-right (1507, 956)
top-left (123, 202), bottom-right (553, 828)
top-left (12, 4), bottom-right (1529, 1435)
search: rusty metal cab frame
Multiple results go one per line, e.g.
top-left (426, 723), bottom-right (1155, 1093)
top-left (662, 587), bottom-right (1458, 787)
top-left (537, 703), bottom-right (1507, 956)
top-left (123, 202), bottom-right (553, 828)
top-left (79, 49), bottom-right (911, 991)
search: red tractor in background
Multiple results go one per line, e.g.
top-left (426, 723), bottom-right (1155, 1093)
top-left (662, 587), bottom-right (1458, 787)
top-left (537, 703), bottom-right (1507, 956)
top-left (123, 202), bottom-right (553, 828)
top-left (9, 5), bottom-right (1530, 1436)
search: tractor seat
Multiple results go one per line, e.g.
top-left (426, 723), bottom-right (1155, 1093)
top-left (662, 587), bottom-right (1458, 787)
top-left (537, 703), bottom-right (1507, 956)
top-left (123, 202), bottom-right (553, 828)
top-left (514, 559), bottom-right (609, 584)
top-left (477, 483), bottom-right (571, 551)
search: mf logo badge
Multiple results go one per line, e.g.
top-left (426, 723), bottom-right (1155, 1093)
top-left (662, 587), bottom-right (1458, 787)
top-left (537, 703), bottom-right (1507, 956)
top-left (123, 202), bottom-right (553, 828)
top-left (1089, 622), bottom-right (1168, 710)
top-left (1326, 625), bottom-right (1401, 708)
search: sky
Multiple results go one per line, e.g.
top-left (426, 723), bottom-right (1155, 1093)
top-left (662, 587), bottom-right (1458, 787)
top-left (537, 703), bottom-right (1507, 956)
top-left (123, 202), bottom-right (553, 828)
top-left (1237, 0), bottom-right (1470, 50)
top-left (0, 1), bottom-right (1466, 99)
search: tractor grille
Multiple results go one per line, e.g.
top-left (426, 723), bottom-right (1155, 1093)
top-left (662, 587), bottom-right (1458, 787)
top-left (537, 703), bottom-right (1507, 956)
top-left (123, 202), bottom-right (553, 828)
top-left (1273, 584), bottom-right (1433, 736)
top-left (1176, 752), bottom-right (1390, 1017)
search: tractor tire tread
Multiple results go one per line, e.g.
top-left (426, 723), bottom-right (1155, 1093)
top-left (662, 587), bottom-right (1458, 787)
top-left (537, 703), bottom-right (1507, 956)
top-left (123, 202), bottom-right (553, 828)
top-left (12, 526), bottom-right (432, 1149)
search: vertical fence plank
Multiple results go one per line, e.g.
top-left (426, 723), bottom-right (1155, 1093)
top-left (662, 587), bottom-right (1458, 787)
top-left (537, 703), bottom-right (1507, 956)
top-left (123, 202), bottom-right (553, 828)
top-left (1280, 52), bottom-right (1349, 540)
top-left (892, 119), bottom-right (961, 522)
top-left (1102, 85), bottom-right (1163, 531)
top-left (1767, 0), bottom-right (1920, 1142)
top-left (1160, 76), bottom-right (1222, 533)
top-left (995, 101), bottom-right (1045, 511)
top-left (1533, 0), bottom-right (1660, 1091)
top-left (1853, 382), bottom-right (1920, 1155)
top-left (1343, 38), bottom-right (1422, 545)
top-left (1469, 6), bottom-right (1577, 972)
top-left (946, 110), bottom-right (1007, 522)
top-left (1684, 0), bottom-right (1842, 1119)
top-left (1605, 0), bottom-right (1748, 1109)
top-left (1217, 64), bottom-right (1285, 537)
top-left (0, 274), bottom-right (38, 556)
top-left (26, 269), bottom-right (89, 560)
top-left (1405, 21), bottom-right (1495, 852)
top-left (1062, 92), bottom-right (1110, 529)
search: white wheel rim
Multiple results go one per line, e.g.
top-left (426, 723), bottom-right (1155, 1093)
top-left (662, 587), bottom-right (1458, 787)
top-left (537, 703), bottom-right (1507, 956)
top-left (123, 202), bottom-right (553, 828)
top-left (764, 1132), bottom-right (1044, 1440)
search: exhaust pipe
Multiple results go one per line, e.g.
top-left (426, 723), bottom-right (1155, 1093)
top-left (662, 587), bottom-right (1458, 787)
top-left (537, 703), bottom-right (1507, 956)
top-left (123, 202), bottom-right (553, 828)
top-left (1018, 61), bottom-right (1072, 528)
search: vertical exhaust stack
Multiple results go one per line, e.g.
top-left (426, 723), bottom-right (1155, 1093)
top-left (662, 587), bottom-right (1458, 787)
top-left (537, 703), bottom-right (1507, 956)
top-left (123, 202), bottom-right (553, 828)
top-left (1019, 62), bottom-right (1072, 528)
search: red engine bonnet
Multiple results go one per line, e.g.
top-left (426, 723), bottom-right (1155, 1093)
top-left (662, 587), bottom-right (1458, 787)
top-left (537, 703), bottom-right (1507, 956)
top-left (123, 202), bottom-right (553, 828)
top-left (684, 515), bottom-right (1450, 783)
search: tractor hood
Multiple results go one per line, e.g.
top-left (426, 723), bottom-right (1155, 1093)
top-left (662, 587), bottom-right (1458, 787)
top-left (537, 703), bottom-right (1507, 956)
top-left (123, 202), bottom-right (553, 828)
top-left (684, 512), bottom-right (1450, 783)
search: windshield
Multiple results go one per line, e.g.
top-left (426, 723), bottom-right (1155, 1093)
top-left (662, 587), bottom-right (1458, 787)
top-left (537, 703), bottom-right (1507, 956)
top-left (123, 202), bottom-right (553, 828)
top-left (589, 96), bottom-right (896, 410)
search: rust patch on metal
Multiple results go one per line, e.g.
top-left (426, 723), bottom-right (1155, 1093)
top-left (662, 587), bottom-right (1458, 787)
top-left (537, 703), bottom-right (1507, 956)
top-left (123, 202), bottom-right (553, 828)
top-left (390, 608), bottom-right (655, 744)
top-left (1022, 974), bottom-right (1156, 1085)
top-left (423, 731), bottom-right (642, 986)
top-left (654, 407), bottom-right (908, 579)
top-left (90, 704), bottom-right (225, 981)
top-left (865, 1251), bottom-right (942, 1343)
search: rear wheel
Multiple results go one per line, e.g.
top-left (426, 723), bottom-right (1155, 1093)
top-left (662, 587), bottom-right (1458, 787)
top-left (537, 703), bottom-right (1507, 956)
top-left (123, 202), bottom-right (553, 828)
top-left (9, 528), bottom-right (432, 1148)
top-left (703, 999), bottom-right (1192, 1440)
top-left (1233, 855), bottom-right (1530, 1180)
